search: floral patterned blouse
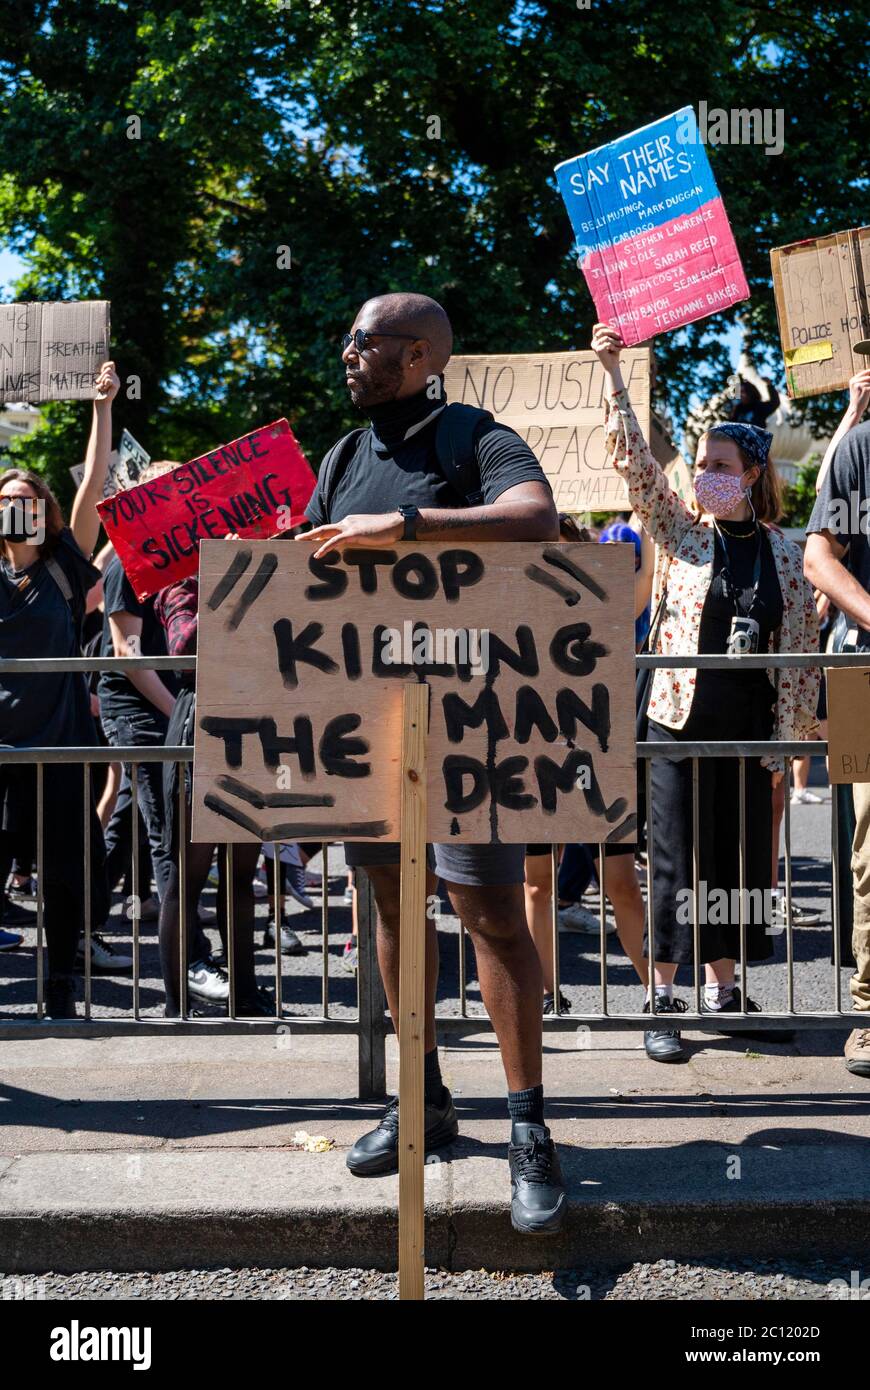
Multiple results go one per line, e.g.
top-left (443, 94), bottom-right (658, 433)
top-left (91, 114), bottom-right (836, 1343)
top-left (605, 387), bottom-right (820, 770)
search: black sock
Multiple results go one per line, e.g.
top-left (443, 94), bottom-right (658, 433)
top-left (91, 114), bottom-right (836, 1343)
top-left (508, 1084), bottom-right (544, 1128)
top-left (424, 1047), bottom-right (444, 1105)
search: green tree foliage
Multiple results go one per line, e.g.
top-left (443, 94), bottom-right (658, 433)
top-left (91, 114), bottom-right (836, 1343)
top-left (1, 0), bottom-right (868, 507)
top-left (780, 456), bottom-right (821, 528)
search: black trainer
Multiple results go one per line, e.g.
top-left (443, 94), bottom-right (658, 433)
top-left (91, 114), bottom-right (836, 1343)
top-left (508, 1122), bottom-right (566, 1235)
top-left (543, 991), bottom-right (570, 1016)
top-left (346, 1089), bottom-right (458, 1176)
top-left (700, 985), bottom-right (794, 1043)
top-left (46, 976), bottom-right (76, 1020)
top-left (643, 996), bottom-right (688, 1061)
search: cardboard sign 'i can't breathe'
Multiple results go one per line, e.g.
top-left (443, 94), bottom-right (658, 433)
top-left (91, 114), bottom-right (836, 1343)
top-left (555, 108), bottom-right (749, 345)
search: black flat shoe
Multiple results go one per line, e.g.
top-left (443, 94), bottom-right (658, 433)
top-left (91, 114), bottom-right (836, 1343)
top-left (700, 986), bottom-right (794, 1043)
top-left (345, 1089), bottom-right (458, 1176)
top-left (509, 1122), bottom-right (566, 1235)
top-left (643, 996), bottom-right (688, 1061)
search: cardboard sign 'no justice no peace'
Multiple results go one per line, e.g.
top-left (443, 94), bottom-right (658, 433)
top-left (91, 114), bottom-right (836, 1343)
top-left (192, 540), bottom-right (637, 847)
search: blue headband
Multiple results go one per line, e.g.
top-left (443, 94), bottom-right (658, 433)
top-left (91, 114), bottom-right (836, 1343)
top-left (709, 421), bottom-right (772, 471)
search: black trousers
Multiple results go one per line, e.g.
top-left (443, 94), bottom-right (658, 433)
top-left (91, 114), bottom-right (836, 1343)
top-left (646, 680), bottom-right (775, 966)
top-left (0, 762), bottom-right (109, 977)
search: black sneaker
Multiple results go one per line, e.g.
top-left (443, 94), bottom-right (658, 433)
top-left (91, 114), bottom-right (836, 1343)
top-left (235, 987), bottom-right (275, 1017)
top-left (345, 1089), bottom-right (459, 1176)
top-left (643, 996), bottom-right (688, 1062)
top-left (700, 985), bottom-right (794, 1043)
top-left (543, 991), bottom-right (570, 1016)
top-left (46, 976), bottom-right (76, 1019)
top-left (6, 876), bottom-right (36, 903)
top-left (508, 1122), bottom-right (566, 1235)
top-left (2, 899), bottom-right (34, 928)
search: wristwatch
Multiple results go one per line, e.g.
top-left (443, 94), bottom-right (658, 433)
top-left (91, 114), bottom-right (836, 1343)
top-left (398, 504), bottom-right (420, 540)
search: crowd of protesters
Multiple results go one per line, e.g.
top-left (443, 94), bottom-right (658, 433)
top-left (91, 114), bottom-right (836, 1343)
top-left (2, 293), bottom-right (870, 1236)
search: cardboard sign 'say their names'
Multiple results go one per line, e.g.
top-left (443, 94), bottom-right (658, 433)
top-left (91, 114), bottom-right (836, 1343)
top-left (192, 540), bottom-right (637, 847)
top-left (555, 108), bottom-right (749, 346)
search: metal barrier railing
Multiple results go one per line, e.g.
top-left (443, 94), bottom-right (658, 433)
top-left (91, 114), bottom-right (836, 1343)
top-left (0, 652), bottom-right (862, 1097)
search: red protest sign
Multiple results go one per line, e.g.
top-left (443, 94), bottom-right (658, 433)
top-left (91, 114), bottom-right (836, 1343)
top-left (97, 418), bottom-right (315, 600)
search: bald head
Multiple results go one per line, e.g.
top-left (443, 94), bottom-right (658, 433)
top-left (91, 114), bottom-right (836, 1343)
top-left (357, 293), bottom-right (453, 373)
top-left (342, 292), bottom-right (454, 409)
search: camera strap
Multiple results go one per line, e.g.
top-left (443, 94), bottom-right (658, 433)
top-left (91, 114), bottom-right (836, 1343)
top-left (713, 521), bottom-right (762, 619)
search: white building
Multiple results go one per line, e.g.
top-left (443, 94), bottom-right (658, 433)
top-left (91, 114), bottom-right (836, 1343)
top-left (0, 402), bottom-right (42, 456)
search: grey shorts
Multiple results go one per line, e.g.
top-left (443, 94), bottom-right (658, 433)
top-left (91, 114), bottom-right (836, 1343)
top-left (343, 840), bottom-right (527, 887)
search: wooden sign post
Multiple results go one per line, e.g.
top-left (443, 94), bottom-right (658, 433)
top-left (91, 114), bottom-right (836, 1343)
top-left (398, 683), bottom-right (428, 1301)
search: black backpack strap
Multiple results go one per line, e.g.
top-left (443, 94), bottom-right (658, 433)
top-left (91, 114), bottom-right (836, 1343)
top-left (318, 428), bottom-right (366, 522)
top-left (44, 555), bottom-right (74, 610)
top-left (434, 403), bottom-right (492, 506)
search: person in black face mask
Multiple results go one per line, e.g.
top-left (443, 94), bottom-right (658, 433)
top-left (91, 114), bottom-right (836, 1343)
top-left (298, 292), bottom-right (566, 1235)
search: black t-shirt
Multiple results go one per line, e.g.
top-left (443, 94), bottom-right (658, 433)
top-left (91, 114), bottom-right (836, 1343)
top-left (0, 528), bottom-right (100, 749)
top-left (687, 520), bottom-right (783, 726)
top-left (98, 555), bottom-right (175, 721)
top-left (807, 423), bottom-right (870, 646)
top-left (306, 406), bottom-right (550, 526)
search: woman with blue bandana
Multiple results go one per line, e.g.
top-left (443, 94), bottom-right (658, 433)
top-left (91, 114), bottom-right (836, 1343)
top-left (592, 323), bottom-right (820, 1064)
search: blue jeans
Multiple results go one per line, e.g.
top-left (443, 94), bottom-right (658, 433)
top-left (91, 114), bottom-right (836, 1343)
top-left (101, 707), bottom-right (173, 902)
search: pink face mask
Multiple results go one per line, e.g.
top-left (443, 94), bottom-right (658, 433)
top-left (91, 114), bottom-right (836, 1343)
top-left (693, 469), bottom-right (748, 518)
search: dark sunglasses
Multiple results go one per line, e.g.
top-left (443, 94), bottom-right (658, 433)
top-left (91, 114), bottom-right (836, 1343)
top-left (340, 329), bottom-right (419, 355)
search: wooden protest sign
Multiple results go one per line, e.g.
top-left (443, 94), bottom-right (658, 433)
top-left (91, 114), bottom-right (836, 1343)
top-left (771, 226), bottom-right (870, 398)
top-left (0, 301), bottom-right (110, 403)
top-left (97, 419), bottom-right (315, 601)
top-left (555, 108), bottom-right (749, 346)
top-left (826, 667), bottom-right (870, 782)
top-left (443, 350), bottom-right (651, 512)
top-left (69, 427), bottom-right (151, 495)
top-left (192, 540), bottom-right (637, 848)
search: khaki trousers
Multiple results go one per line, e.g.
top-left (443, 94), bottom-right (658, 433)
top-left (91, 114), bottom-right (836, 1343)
top-left (849, 781), bottom-right (870, 1011)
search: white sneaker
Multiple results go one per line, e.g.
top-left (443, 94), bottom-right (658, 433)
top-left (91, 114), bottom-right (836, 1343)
top-left (187, 959), bottom-right (229, 1001)
top-left (791, 788), bottom-right (823, 805)
top-left (558, 903), bottom-right (615, 934)
top-left (772, 891), bottom-right (823, 927)
top-left (76, 933), bottom-right (133, 972)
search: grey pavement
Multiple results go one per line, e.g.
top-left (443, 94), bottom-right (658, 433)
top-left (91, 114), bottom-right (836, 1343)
top-left (1, 1025), bottom-right (869, 1273)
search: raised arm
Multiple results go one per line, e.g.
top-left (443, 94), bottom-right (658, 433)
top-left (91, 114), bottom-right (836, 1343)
top-left (70, 361), bottom-right (120, 557)
top-left (815, 370), bottom-right (870, 495)
top-left (591, 323), bottom-right (695, 555)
